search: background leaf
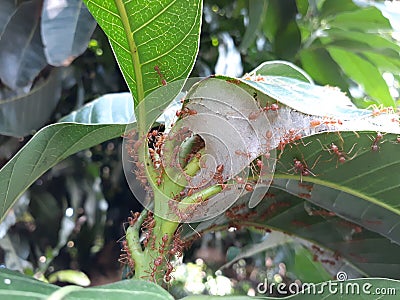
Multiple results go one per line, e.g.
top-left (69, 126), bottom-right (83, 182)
top-left (0, 69), bottom-right (62, 137)
top-left (83, 0), bottom-right (202, 105)
top-left (0, 0), bottom-right (46, 90)
top-left (327, 7), bottom-right (392, 31)
top-left (327, 47), bottom-right (394, 106)
top-left (250, 60), bottom-right (313, 83)
top-left (299, 47), bottom-right (349, 92)
top-left (0, 93), bottom-right (134, 222)
top-left (239, 0), bottom-right (268, 52)
top-left (41, 0), bottom-right (97, 66)
top-left (0, 0), bottom-right (16, 37)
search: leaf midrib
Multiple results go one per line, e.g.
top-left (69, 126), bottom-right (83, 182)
top-left (274, 173), bottom-right (400, 217)
top-left (114, 0), bottom-right (144, 102)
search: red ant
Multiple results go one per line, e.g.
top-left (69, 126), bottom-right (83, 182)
top-left (143, 256), bottom-right (164, 282)
top-left (169, 228), bottom-right (184, 258)
top-left (252, 226), bottom-right (271, 233)
top-left (349, 252), bottom-right (368, 263)
top-left (262, 130), bottom-right (274, 159)
top-left (154, 65), bottom-right (167, 86)
top-left (311, 245), bottom-right (324, 254)
top-left (368, 104), bottom-right (394, 117)
top-left (122, 129), bottom-right (137, 141)
top-left (310, 119), bottom-right (322, 128)
top-left (263, 102), bottom-right (279, 112)
top-left (213, 164), bottom-right (225, 185)
top-left (364, 219), bottom-right (382, 225)
top-left (159, 233), bottom-right (169, 254)
top-left (277, 128), bottom-right (303, 156)
top-left (298, 192), bottom-right (311, 199)
top-left (234, 176), bottom-right (245, 184)
top-left (260, 201), bottom-right (290, 220)
top-left (318, 140), bottom-right (358, 166)
top-left (164, 261), bottom-right (174, 283)
top-left (370, 132), bottom-right (383, 152)
top-left (338, 220), bottom-right (362, 234)
top-left (309, 209), bottom-right (335, 217)
top-left (119, 239), bottom-right (136, 277)
top-left (309, 118), bottom-right (343, 130)
top-left (298, 182), bottom-right (313, 192)
top-left (127, 211), bottom-right (140, 227)
top-left (229, 203), bottom-right (246, 213)
top-left (176, 107), bottom-right (197, 118)
top-left (320, 259), bottom-right (336, 266)
top-left (333, 251), bottom-right (341, 261)
top-left (141, 212), bottom-right (156, 248)
top-left (155, 168), bottom-right (164, 186)
top-left (291, 158), bottom-right (316, 181)
top-left (235, 150), bottom-right (252, 158)
top-left (226, 78), bottom-right (241, 85)
top-left (245, 183), bottom-right (254, 192)
top-left (291, 220), bottom-right (310, 228)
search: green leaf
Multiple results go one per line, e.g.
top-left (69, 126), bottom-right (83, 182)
top-left (362, 51), bottom-right (400, 73)
top-left (221, 231), bottom-right (292, 270)
top-left (319, 0), bottom-right (358, 18)
top-left (239, 0), bottom-right (268, 52)
top-left (83, 0), bottom-right (202, 105)
top-left (324, 28), bottom-right (400, 53)
top-left (66, 280), bottom-right (174, 300)
top-left (274, 20), bottom-right (301, 60)
top-left (0, 0), bottom-right (47, 89)
top-left (321, 39), bottom-right (400, 60)
top-left (299, 48), bottom-right (349, 91)
top-left (0, 269), bottom-right (174, 299)
top-left (0, 69), bottom-right (62, 137)
top-left (41, 0), bottom-right (97, 66)
top-left (262, 0), bottom-right (280, 42)
top-left (327, 47), bottom-right (394, 106)
top-left (0, 268), bottom-right (58, 298)
top-left (274, 131), bottom-right (400, 244)
top-left (292, 247), bottom-right (331, 283)
top-left (295, 0), bottom-right (308, 17)
top-left (327, 7), bottom-right (392, 31)
top-left (193, 187), bottom-right (400, 278)
top-left (60, 93), bottom-right (134, 123)
top-left (232, 75), bottom-right (370, 119)
top-left (0, 0), bottom-right (16, 36)
top-left (249, 60), bottom-right (313, 83)
top-left (0, 93), bottom-right (134, 222)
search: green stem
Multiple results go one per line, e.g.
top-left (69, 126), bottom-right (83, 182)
top-left (179, 184), bottom-right (222, 208)
top-left (126, 211), bottom-right (147, 275)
